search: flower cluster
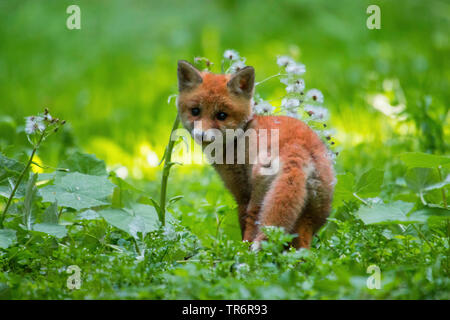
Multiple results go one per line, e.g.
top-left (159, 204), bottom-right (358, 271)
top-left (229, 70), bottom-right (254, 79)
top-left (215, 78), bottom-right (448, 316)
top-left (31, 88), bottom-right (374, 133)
top-left (24, 108), bottom-right (66, 146)
top-left (193, 50), bottom-right (338, 160)
top-left (273, 56), bottom-right (328, 121)
top-left (25, 116), bottom-right (45, 135)
top-left (276, 55), bottom-right (337, 159)
top-left (222, 49), bottom-right (247, 73)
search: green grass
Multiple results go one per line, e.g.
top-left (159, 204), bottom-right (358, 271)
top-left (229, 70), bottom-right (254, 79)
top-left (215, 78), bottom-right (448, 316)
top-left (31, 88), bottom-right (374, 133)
top-left (0, 0), bottom-right (449, 299)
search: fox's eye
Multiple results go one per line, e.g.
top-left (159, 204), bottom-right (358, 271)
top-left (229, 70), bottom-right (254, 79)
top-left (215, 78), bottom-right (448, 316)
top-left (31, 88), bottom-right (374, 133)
top-left (216, 112), bottom-right (228, 121)
top-left (191, 107), bottom-right (201, 116)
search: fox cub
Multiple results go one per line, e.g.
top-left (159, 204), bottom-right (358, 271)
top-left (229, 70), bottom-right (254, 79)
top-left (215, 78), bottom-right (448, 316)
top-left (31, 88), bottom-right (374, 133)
top-left (176, 60), bottom-right (335, 249)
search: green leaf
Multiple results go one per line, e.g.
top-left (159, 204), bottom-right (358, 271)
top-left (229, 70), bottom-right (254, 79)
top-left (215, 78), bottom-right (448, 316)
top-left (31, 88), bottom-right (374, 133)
top-left (409, 207), bottom-right (450, 222)
top-left (99, 204), bottom-right (161, 239)
top-left (354, 169), bottom-right (384, 197)
top-left (40, 172), bottom-right (114, 210)
top-left (0, 229), bottom-right (17, 249)
top-left (423, 174), bottom-right (450, 192)
top-left (60, 152), bottom-right (108, 176)
top-left (332, 172), bottom-right (355, 207)
top-left (0, 153), bottom-right (27, 199)
top-left (110, 175), bottom-right (142, 208)
top-left (168, 195), bottom-right (184, 205)
top-left (43, 201), bottom-right (59, 224)
top-left (76, 209), bottom-right (101, 221)
top-left (0, 153), bottom-right (24, 176)
top-left (23, 173), bottom-right (38, 230)
top-left (33, 223), bottom-right (67, 239)
top-left (405, 168), bottom-right (439, 193)
top-left (399, 152), bottom-right (450, 169)
top-left (356, 201), bottom-right (422, 225)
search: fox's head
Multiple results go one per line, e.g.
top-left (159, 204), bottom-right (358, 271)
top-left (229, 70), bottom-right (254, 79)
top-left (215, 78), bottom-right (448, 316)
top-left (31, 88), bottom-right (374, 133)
top-left (176, 60), bottom-right (255, 143)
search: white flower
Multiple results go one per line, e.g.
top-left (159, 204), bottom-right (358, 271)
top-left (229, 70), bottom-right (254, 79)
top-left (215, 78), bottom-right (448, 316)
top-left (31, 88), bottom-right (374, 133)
top-left (43, 114), bottom-right (53, 122)
top-left (321, 129), bottom-right (334, 140)
top-left (25, 116), bottom-right (45, 135)
top-left (286, 110), bottom-right (300, 119)
top-left (254, 100), bottom-right (274, 114)
top-left (281, 98), bottom-right (300, 109)
top-left (235, 263), bottom-right (250, 273)
top-left (280, 77), bottom-right (290, 85)
top-left (286, 79), bottom-right (305, 93)
top-left (224, 49), bottom-right (240, 61)
top-left (277, 55), bottom-right (295, 67)
top-left (286, 63), bottom-right (306, 75)
top-left (25, 120), bottom-right (34, 135)
top-left (229, 60), bottom-right (246, 73)
top-left (306, 89), bottom-right (324, 103)
top-left (304, 105), bottom-right (329, 121)
top-left (327, 150), bottom-right (337, 163)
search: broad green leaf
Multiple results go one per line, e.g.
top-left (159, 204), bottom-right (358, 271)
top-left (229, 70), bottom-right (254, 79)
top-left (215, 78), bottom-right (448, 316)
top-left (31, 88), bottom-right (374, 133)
top-left (405, 168), bottom-right (439, 193)
top-left (423, 174), bottom-right (450, 192)
top-left (43, 201), bottom-right (59, 224)
top-left (356, 201), bottom-right (422, 225)
top-left (60, 152), bottom-right (108, 176)
top-left (332, 172), bottom-right (355, 207)
top-left (0, 229), bottom-right (17, 249)
top-left (23, 173), bottom-right (38, 230)
top-left (354, 169), bottom-right (384, 197)
top-left (40, 172), bottom-right (114, 210)
top-left (110, 175), bottom-right (142, 208)
top-left (409, 207), bottom-right (450, 222)
top-left (0, 153), bottom-right (26, 199)
top-left (140, 197), bottom-right (161, 216)
top-left (99, 204), bottom-right (161, 239)
top-left (33, 223), bottom-right (67, 239)
top-left (399, 152), bottom-right (450, 169)
top-left (99, 208), bottom-right (134, 233)
top-left (0, 153), bottom-right (24, 176)
top-left (76, 209), bottom-right (101, 221)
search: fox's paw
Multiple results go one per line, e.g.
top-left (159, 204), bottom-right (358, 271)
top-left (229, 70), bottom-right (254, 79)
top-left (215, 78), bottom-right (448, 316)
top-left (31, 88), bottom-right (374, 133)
top-left (243, 239), bottom-right (260, 252)
top-left (250, 233), bottom-right (267, 252)
top-left (250, 241), bottom-right (261, 252)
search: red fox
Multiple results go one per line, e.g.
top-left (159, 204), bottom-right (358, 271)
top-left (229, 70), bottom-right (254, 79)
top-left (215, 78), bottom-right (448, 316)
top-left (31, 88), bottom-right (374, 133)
top-left (176, 60), bottom-right (335, 249)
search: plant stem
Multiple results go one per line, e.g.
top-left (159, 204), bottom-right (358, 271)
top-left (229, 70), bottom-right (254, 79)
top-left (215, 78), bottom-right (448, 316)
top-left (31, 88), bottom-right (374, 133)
top-left (7, 235), bottom-right (35, 261)
top-left (255, 73), bottom-right (287, 86)
top-left (446, 219), bottom-right (450, 274)
top-left (436, 166), bottom-right (447, 209)
top-left (411, 224), bottom-right (435, 254)
top-left (132, 238), bottom-right (141, 256)
top-left (436, 165), bottom-right (449, 274)
top-left (159, 114), bottom-right (180, 226)
top-left (0, 132), bottom-right (44, 228)
top-left (353, 192), bottom-right (370, 206)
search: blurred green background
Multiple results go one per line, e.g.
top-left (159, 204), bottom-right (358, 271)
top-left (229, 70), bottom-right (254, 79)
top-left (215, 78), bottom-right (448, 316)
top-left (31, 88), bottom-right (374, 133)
top-left (0, 0), bottom-right (448, 186)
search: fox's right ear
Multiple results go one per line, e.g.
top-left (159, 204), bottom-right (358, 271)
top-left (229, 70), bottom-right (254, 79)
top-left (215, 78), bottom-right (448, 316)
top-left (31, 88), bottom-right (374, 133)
top-left (177, 60), bottom-right (203, 92)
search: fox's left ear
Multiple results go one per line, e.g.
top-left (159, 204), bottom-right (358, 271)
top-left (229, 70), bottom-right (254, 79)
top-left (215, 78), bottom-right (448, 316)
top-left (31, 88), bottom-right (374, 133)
top-left (227, 66), bottom-right (255, 99)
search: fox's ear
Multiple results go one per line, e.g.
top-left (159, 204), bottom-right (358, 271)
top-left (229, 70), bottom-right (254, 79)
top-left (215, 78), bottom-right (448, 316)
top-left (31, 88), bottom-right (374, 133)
top-left (227, 66), bottom-right (255, 99)
top-left (177, 60), bottom-right (203, 92)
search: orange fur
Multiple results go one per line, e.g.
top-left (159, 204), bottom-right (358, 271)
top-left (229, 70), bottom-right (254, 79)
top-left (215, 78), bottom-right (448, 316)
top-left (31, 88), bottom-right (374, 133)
top-left (177, 61), bottom-right (334, 249)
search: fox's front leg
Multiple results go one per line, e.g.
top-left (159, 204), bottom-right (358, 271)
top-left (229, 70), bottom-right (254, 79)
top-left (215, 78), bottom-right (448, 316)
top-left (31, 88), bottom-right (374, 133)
top-left (241, 202), bottom-right (260, 242)
top-left (237, 203), bottom-right (251, 239)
